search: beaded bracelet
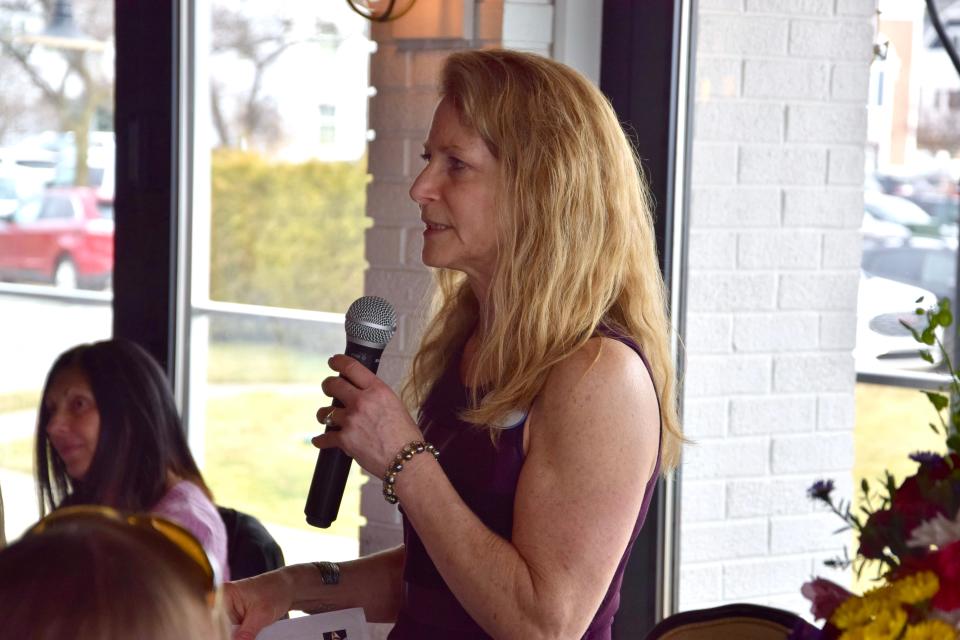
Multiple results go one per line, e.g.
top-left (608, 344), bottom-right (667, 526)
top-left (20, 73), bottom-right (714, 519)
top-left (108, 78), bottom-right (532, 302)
top-left (382, 440), bottom-right (439, 504)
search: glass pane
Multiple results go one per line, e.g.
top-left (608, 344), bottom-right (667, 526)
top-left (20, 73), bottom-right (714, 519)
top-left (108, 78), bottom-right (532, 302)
top-left (859, 0), bottom-right (960, 378)
top-left (850, 0), bottom-right (959, 593)
top-left (0, 0), bottom-right (114, 542)
top-left (187, 1), bottom-right (373, 566)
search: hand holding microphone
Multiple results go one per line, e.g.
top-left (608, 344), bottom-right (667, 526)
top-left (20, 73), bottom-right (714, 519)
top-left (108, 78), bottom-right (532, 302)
top-left (305, 296), bottom-right (404, 529)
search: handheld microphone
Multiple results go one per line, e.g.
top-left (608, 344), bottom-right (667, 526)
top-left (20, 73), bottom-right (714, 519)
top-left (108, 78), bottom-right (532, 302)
top-left (305, 296), bottom-right (397, 528)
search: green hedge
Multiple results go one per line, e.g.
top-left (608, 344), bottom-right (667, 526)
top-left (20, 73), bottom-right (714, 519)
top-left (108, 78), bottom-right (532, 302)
top-left (210, 151), bottom-right (369, 313)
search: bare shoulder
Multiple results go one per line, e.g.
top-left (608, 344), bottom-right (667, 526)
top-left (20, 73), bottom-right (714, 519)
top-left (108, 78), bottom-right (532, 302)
top-left (540, 336), bottom-right (657, 410)
top-left (530, 337), bottom-right (659, 469)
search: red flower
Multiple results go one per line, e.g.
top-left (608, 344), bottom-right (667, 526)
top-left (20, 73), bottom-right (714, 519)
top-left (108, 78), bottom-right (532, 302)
top-left (905, 541), bottom-right (960, 611)
top-left (892, 476), bottom-right (951, 536)
top-left (859, 509), bottom-right (897, 559)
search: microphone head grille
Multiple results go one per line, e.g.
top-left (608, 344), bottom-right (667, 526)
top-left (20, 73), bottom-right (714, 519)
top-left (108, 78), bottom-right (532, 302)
top-left (345, 296), bottom-right (397, 347)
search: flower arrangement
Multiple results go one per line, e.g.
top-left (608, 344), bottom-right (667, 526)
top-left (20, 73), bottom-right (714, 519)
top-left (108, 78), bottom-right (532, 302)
top-left (797, 298), bottom-right (960, 640)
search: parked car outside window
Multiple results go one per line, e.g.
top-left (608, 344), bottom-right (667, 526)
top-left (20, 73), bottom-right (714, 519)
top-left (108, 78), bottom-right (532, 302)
top-left (861, 238), bottom-right (956, 304)
top-left (864, 190), bottom-right (942, 237)
top-left (0, 186), bottom-right (113, 289)
top-left (0, 176), bottom-right (17, 218)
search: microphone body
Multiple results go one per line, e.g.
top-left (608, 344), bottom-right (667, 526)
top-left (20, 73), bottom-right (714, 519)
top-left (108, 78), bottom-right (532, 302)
top-left (305, 296), bottom-right (397, 529)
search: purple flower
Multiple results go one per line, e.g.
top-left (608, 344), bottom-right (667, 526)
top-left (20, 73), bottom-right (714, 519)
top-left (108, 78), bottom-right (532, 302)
top-left (807, 479), bottom-right (835, 503)
top-left (910, 451), bottom-right (944, 466)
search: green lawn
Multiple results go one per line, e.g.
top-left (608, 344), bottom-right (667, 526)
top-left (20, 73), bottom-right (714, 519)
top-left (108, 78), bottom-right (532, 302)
top-left (201, 387), bottom-right (367, 537)
top-left (853, 383), bottom-right (947, 486)
top-left (201, 341), bottom-right (368, 537)
top-left (850, 382), bottom-right (948, 589)
top-left (206, 341), bottom-right (335, 384)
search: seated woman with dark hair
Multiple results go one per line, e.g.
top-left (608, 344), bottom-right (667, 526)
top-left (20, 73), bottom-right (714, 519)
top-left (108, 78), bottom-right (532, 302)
top-left (34, 338), bottom-right (229, 578)
top-left (0, 505), bottom-right (230, 640)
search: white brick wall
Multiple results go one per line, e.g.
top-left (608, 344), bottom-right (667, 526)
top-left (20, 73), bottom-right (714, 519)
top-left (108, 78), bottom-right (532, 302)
top-left (733, 312), bottom-right (820, 352)
top-left (680, 0), bottom-right (874, 615)
top-left (683, 397), bottom-right (729, 438)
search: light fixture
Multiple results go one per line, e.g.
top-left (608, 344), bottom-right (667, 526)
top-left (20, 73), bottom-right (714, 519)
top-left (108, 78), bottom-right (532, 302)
top-left (345, 0), bottom-right (418, 23)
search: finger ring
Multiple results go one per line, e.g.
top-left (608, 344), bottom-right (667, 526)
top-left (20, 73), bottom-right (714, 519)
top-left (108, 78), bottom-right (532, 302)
top-left (322, 409), bottom-right (337, 427)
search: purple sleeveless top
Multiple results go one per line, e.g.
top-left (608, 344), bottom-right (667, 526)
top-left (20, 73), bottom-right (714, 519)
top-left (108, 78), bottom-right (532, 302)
top-left (389, 332), bottom-right (662, 639)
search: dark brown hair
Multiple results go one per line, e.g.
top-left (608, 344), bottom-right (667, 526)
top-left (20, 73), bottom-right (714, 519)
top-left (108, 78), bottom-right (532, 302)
top-left (35, 338), bottom-right (211, 513)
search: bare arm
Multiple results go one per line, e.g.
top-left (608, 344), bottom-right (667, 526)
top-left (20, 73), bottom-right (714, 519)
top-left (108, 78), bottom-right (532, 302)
top-left (393, 338), bottom-right (660, 638)
top-left (226, 545), bottom-right (405, 639)
top-left (296, 545), bottom-right (405, 620)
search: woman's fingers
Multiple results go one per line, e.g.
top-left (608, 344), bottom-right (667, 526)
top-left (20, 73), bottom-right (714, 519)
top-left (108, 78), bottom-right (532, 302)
top-left (321, 374), bottom-right (362, 407)
top-left (312, 430), bottom-right (341, 450)
top-left (328, 354), bottom-right (379, 389)
top-left (316, 405), bottom-right (337, 425)
top-left (224, 580), bottom-right (282, 640)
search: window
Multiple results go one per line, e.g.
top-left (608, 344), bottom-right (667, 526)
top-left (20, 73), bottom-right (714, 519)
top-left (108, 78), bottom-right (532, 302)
top-left (855, 0), bottom-right (959, 593)
top-left (38, 195), bottom-right (76, 220)
top-left (181, 1), bottom-right (374, 565)
top-left (0, 0), bottom-right (114, 542)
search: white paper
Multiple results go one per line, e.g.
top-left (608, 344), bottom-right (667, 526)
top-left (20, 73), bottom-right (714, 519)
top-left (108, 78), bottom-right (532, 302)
top-left (254, 608), bottom-right (368, 640)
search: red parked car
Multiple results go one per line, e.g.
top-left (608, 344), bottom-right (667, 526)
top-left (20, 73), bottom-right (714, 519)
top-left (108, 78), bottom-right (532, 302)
top-left (0, 186), bottom-right (113, 289)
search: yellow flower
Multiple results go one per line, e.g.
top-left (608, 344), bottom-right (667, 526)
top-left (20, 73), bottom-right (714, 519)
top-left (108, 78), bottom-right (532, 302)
top-left (836, 606), bottom-right (907, 640)
top-left (902, 620), bottom-right (958, 640)
top-left (832, 586), bottom-right (898, 629)
top-left (891, 572), bottom-right (940, 605)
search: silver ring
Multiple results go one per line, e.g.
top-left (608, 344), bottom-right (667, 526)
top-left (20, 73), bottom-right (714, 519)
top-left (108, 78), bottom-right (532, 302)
top-left (322, 409), bottom-right (337, 427)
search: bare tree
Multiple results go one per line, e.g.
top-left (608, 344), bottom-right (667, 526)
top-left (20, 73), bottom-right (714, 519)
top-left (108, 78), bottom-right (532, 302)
top-left (210, 4), bottom-right (337, 152)
top-left (0, 0), bottom-right (113, 186)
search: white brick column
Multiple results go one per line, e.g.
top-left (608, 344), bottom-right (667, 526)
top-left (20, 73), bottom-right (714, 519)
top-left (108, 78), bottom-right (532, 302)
top-left (679, 0), bottom-right (876, 614)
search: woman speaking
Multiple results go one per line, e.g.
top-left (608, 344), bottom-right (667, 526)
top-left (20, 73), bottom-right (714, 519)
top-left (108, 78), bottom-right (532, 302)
top-left (227, 49), bottom-right (683, 640)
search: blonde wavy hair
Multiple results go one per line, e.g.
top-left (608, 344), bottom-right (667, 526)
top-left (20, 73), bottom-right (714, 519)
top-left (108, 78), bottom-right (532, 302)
top-left (401, 49), bottom-right (682, 470)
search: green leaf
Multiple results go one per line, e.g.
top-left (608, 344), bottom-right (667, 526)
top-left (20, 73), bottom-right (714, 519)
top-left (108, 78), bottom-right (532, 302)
top-left (926, 392), bottom-right (949, 412)
top-left (920, 350), bottom-right (935, 363)
top-left (884, 471), bottom-right (896, 495)
top-left (938, 309), bottom-right (954, 328)
top-left (899, 319), bottom-right (922, 342)
top-left (931, 422), bottom-right (941, 435)
top-left (948, 434), bottom-right (960, 453)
